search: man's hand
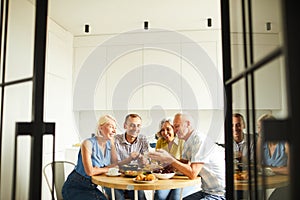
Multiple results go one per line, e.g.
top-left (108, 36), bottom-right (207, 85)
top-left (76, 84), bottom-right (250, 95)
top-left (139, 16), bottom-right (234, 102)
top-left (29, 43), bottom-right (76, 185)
top-left (130, 152), bottom-right (140, 160)
top-left (148, 149), bottom-right (175, 165)
top-left (138, 155), bottom-right (148, 166)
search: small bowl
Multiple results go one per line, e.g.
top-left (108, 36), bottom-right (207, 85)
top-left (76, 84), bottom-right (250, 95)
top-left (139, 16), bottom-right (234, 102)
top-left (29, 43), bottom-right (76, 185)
top-left (153, 172), bottom-right (175, 180)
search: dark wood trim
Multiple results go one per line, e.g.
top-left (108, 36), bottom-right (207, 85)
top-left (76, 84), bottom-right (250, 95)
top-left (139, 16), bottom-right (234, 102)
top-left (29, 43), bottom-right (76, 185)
top-left (221, 0), bottom-right (234, 199)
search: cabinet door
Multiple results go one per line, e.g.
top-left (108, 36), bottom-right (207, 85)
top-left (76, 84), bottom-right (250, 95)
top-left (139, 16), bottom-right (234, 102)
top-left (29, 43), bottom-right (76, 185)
top-left (143, 44), bottom-right (181, 110)
top-left (181, 42), bottom-right (222, 109)
top-left (253, 45), bottom-right (282, 109)
top-left (231, 44), bottom-right (282, 109)
top-left (105, 45), bottom-right (143, 110)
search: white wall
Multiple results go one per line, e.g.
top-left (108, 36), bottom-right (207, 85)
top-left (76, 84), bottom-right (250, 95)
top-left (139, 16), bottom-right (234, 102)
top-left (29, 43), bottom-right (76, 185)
top-left (42, 20), bottom-right (75, 200)
top-left (72, 29), bottom-right (225, 145)
top-left (71, 14), bottom-right (286, 152)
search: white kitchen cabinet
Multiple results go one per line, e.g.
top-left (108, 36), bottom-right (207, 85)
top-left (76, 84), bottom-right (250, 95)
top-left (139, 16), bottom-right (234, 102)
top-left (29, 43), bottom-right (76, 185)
top-left (143, 44), bottom-right (181, 110)
top-left (231, 34), bottom-right (282, 109)
top-left (105, 45), bottom-right (144, 110)
top-left (73, 31), bottom-right (223, 111)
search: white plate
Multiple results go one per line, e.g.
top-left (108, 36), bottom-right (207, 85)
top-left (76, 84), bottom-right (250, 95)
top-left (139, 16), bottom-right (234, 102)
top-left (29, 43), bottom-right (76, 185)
top-left (106, 172), bottom-right (121, 177)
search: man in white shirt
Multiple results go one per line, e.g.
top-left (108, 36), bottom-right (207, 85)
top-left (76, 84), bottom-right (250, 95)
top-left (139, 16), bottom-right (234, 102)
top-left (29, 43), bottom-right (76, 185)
top-left (149, 113), bottom-right (225, 200)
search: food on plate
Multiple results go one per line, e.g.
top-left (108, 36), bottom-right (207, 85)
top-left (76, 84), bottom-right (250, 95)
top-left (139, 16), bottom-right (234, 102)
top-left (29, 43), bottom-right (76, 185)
top-left (153, 164), bottom-right (175, 174)
top-left (144, 174), bottom-right (156, 181)
top-left (135, 174), bottom-right (146, 181)
top-left (135, 173), bottom-right (156, 181)
top-left (124, 170), bottom-right (138, 177)
top-left (234, 171), bottom-right (248, 180)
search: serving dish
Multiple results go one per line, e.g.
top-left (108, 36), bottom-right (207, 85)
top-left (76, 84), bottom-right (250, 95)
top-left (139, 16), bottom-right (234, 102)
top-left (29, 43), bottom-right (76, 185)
top-left (153, 172), bottom-right (175, 180)
top-left (120, 164), bottom-right (139, 171)
top-left (124, 170), bottom-right (139, 177)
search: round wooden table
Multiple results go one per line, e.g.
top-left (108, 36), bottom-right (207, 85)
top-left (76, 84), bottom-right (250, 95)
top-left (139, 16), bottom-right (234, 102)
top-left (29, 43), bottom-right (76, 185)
top-left (92, 174), bottom-right (201, 200)
top-left (235, 174), bottom-right (289, 190)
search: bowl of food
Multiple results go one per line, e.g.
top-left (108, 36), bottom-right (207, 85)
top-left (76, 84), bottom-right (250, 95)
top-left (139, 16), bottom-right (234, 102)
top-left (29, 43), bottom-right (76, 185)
top-left (153, 172), bottom-right (175, 180)
top-left (152, 164), bottom-right (175, 179)
top-left (120, 164), bottom-right (139, 172)
top-left (124, 170), bottom-right (139, 177)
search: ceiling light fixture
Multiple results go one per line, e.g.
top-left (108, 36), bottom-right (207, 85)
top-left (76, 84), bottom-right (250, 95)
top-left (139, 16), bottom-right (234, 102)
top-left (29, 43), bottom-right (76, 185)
top-left (266, 22), bottom-right (272, 31)
top-left (144, 21), bottom-right (149, 30)
top-left (84, 24), bottom-right (90, 33)
top-left (207, 18), bottom-right (212, 27)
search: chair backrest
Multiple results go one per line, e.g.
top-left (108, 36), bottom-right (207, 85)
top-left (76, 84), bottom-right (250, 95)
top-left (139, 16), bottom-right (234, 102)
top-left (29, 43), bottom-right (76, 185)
top-left (43, 161), bottom-right (75, 200)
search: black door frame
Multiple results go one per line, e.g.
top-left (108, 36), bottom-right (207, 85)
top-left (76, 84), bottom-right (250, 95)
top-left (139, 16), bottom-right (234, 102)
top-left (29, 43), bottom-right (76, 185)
top-left (0, 0), bottom-right (54, 199)
top-left (221, 0), bottom-right (300, 199)
top-left (14, 0), bottom-right (55, 199)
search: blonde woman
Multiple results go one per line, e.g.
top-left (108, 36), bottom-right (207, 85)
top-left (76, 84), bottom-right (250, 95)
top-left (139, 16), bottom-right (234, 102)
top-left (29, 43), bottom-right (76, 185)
top-left (62, 115), bottom-right (118, 200)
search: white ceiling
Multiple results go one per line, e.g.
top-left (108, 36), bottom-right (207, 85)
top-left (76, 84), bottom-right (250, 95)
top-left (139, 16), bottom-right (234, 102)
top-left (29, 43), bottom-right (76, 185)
top-left (47, 0), bottom-right (221, 36)
top-left (42, 0), bottom-right (280, 37)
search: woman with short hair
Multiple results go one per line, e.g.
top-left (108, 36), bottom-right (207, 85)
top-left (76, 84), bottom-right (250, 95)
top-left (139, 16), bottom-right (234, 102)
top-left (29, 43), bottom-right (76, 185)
top-left (62, 115), bottom-right (118, 200)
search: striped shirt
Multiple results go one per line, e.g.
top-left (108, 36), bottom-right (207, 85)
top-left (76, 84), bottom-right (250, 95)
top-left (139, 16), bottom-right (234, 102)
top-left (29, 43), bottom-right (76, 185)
top-left (114, 133), bottom-right (149, 164)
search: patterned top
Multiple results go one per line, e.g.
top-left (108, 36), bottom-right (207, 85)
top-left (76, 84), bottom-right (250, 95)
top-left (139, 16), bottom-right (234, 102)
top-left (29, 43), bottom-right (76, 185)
top-left (156, 136), bottom-right (184, 159)
top-left (263, 142), bottom-right (288, 167)
top-left (233, 134), bottom-right (254, 162)
top-left (114, 133), bottom-right (149, 164)
top-left (75, 136), bottom-right (112, 179)
top-left (182, 131), bottom-right (226, 196)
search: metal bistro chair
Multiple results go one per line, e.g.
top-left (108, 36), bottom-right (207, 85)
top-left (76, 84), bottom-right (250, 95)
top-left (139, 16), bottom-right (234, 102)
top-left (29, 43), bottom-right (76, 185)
top-left (43, 161), bottom-right (75, 200)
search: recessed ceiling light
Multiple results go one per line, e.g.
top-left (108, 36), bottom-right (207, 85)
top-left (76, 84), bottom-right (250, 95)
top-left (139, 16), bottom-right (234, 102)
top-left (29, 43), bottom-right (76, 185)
top-left (84, 24), bottom-right (90, 33)
top-left (144, 21), bottom-right (149, 30)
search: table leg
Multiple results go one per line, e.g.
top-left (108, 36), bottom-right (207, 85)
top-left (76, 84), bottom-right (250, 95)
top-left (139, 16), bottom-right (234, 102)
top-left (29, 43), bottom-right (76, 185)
top-left (134, 190), bottom-right (138, 200)
top-left (180, 188), bottom-right (183, 200)
top-left (111, 188), bottom-right (115, 200)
